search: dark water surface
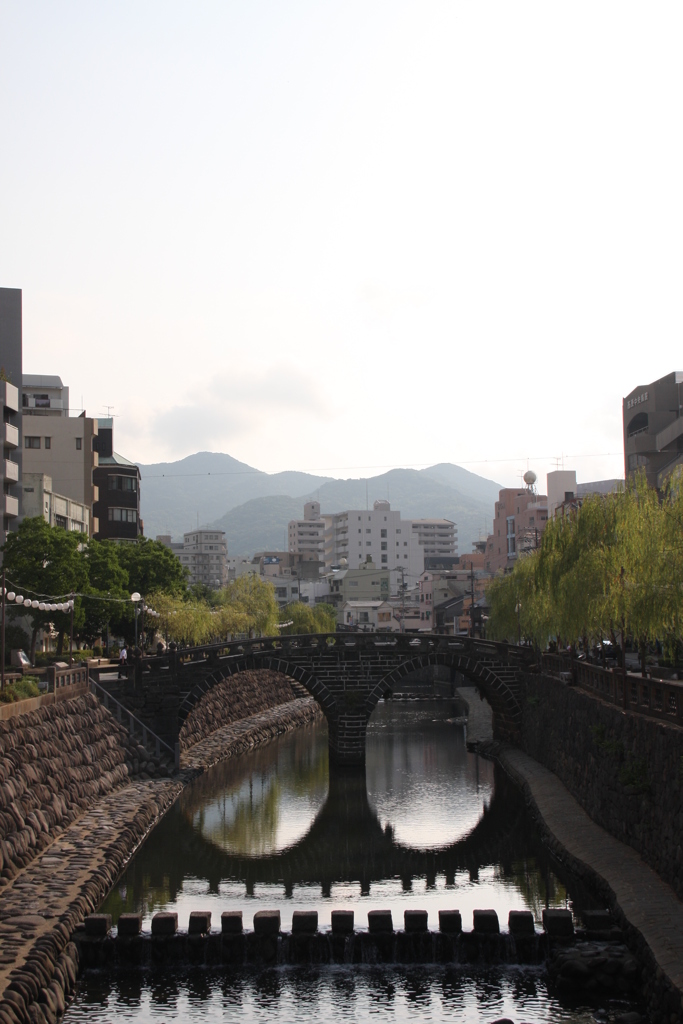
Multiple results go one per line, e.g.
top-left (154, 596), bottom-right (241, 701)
top-left (63, 700), bottom-right (638, 1022)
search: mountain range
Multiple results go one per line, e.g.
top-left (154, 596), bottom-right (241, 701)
top-left (138, 453), bottom-right (502, 558)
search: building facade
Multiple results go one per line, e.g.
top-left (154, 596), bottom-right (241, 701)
top-left (22, 473), bottom-right (90, 534)
top-left (410, 519), bottom-right (458, 558)
top-left (623, 372), bottom-right (683, 490)
top-left (22, 376), bottom-right (99, 533)
top-left (289, 499), bottom-right (427, 593)
top-left (92, 419), bottom-right (142, 541)
top-left (483, 485), bottom-right (548, 573)
top-left (287, 501), bottom-right (326, 561)
top-left (179, 529), bottom-right (228, 589)
top-left (0, 288), bottom-right (22, 545)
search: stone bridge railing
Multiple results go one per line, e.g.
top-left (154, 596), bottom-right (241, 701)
top-left (541, 653), bottom-right (683, 725)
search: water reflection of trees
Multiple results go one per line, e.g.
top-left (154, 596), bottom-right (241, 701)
top-left (180, 722), bottom-right (329, 857)
top-left (100, 705), bottom-right (591, 923)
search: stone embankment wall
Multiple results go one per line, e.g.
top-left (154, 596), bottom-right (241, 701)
top-left (0, 694), bottom-right (168, 885)
top-left (521, 673), bottom-right (683, 899)
top-left (179, 669), bottom-right (308, 750)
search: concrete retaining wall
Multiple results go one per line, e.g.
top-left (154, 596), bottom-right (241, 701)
top-left (521, 673), bottom-right (683, 899)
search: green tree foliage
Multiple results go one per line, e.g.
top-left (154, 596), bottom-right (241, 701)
top-left (115, 538), bottom-right (188, 596)
top-left (486, 472), bottom-right (682, 657)
top-left (279, 601), bottom-right (337, 635)
top-left (2, 517), bottom-right (88, 660)
top-left (80, 539), bottom-right (130, 647)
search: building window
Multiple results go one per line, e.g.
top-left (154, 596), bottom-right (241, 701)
top-left (381, 554), bottom-right (388, 563)
top-left (396, 529), bottom-right (401, 534)
top-left (108, 507), bottom-right (138, 523)
top-left (25, 436), bottom-right (40, 449)
top-left (381, 529), bottom-right (387, 538)
top-left (44, 437), bottom-right (51, 449)
top-left (381, 542), bottom-right (387, 550)
top-left (366, 541), bottom-right (372, 546)
top-left (108, 475), bottom-right (137, 492)
top-left (55, 514), bottom-right (68, 529)
top-left (76, 438), bottom-right (82, 450)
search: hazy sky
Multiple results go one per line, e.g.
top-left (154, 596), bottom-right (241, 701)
top-left (1, 2), bottom-right (681, 489)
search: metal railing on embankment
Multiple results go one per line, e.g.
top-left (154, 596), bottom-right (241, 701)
top-left (88, 676), bottom-right (178, 768)
top-left (541, 653), bottom-right (683, 725)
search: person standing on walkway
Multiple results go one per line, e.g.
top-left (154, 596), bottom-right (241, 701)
top-left (118, 644), bottom-right (128, 679)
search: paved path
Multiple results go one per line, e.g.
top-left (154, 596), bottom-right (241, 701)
top-left (500, 745), bottom-right (683, 997)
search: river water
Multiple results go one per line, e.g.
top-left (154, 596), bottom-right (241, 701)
top-left (64, 699), bottom-right (639, 1023)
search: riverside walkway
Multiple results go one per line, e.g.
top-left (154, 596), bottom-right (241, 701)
top-left (499, 744), bottom-right (683, 1012)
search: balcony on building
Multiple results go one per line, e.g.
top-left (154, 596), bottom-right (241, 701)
top-left (4, 494), bottom-right (19, 517)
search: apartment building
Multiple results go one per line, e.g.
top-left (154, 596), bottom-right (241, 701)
top-left (410, 519), bottom-right (458, 558)
top-left (0, 288), bottom-right (22, 545)
top-left (179, 529), bottom-right (228, 589)
top-left (287, 501), bottom-right (326, 561)
top-left (93, 419), bottom-right (142, 541)
top-left (289, 499), bottom-right (426, 593)
top-left (22, 375), bottom-right (99, 533)
top-left (623, 372), bottom-right (683, 490)
top-left (22, 473), bottom-right (90, 534)
top-left (483, 485), bottom-right (548, 573)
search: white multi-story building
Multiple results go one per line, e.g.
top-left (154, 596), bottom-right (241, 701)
top-left (288, 499), bottom-right (457, 595)
top-left (179, 529), bottom-right (228, 589)
top-left (288, 501), bottom-right (326, 561)
top-left (322, 501), bottom-right (424, 592)
top-left (410, 519), bottom-right (458, 558)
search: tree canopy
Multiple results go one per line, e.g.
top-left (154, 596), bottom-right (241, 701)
top-left (486, 472), bottom-right (683, 665)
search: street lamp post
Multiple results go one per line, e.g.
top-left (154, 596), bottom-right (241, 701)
top-left (131, 592), bottom-right (141, 648)
top-left (69, 593), bottom-right (75, 666)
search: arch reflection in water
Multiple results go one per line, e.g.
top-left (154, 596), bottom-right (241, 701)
top-left (366, 701), bottom-right (494, 849)
top-left (181, 724), bottom-right (329, 857)
top-left (101, 701), bottom-right (575, 929)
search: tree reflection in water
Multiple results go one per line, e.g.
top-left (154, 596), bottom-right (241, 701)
top-left (101, 701), bottom-right (589, 925)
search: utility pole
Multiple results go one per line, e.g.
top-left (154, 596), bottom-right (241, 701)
top-left (469, 566), bottom-right (475, 638)
top-left (396, 566), bottom-right (406, 633)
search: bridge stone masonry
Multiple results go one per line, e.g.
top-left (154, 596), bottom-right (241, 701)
top-left (96, 633), bottom-right (534, 766)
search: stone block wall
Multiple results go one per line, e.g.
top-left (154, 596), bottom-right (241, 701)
top-left (521, 674), bottom-right (683, 899)
top-left (0, 694), bottom-right (164, 884)
top-left (179, 670), bottom-right (307, 750)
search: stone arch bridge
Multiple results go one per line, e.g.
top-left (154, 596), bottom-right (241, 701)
top-left (111, 633), bottom-right (534, 766)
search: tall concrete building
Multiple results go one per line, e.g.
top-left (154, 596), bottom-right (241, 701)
top-left (288, 501), bottom-right (326, 561)
top-left (288, 499), bottom-right (456, 594)
top-left (483, 484), bottom-right (548, 573)
top-left (410, 519), bottom-right (458, 558)
top-left (0, 288), bottom-right (22, 545)
top-left (179, 529), bottom-right (228, 589)
top-left (93, 419), bottom-right (142, 541)
top-left (623, 372), bottom-right (683, 491)
top-left (21, 375), bottom-right (99, 534)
